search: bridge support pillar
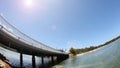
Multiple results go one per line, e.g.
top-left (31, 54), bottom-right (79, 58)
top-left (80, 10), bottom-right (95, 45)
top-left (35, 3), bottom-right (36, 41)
top-left (41, 56), bottom-right (44, 67)
top-left (51, 56), bottom-right (54, 64)
top-left (20, 52), bottom-right (23, 68)
top-left (32, 55), bottom-right (36, 68)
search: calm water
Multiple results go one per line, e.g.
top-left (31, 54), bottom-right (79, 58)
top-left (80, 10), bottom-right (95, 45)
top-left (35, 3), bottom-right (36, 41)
top-left (53, 39), bottom-right (120, 68)
top-left (0, 43), bottom-right (51, 68)
top-left (1, 38), bottom-right (120, 68)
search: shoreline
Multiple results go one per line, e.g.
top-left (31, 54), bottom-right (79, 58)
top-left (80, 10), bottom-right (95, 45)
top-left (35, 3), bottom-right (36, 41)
top-left (0, 53), bottom-right (12, 68)
top-left (69, 44), bottom-right (109, 57)
top-left (0, 60), bottom-right (12, 68)
top-left (76, 44), bottom-right (109, 57)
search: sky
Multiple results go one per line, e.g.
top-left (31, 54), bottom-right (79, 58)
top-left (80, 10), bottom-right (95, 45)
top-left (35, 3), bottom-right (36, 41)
top-left (0, 0), bottom-right (120, 51)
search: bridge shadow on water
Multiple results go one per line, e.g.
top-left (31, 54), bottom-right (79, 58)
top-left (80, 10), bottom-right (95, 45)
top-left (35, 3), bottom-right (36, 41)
top-left (0, 45), bottom-right (68, 68)
top-left (0, 15), bottom-right (69, 68)
top-left (11, 58), bottom-right (66, 68)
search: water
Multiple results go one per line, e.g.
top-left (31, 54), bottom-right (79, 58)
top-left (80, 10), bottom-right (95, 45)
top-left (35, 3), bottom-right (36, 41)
top-left (1, 38), bottom-right (120, 68)
top-left (0, 43), bottom-right (51, 68)
top-left (53, 38), bottom-right (120, 68)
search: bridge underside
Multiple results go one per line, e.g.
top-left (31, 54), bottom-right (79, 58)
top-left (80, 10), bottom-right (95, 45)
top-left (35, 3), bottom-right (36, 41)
top-left (0, 28), bottom-right (68, 57)
top-left (0, 15), bottom-right (68, 68)
top-left (0, 27), bottom-right (68, 68)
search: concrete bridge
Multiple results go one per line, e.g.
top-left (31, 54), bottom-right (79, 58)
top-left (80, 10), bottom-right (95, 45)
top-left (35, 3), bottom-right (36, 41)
top-left (0, 15), bottom-right (69, 68)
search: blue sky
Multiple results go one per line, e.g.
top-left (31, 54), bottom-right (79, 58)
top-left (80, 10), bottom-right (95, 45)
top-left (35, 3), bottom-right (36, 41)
top-left (0, 0), bottom-right (120, 51)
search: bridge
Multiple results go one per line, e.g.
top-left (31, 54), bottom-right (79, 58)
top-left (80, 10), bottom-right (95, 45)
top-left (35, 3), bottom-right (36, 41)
top-left (0, 15), bottom-right (69, 68)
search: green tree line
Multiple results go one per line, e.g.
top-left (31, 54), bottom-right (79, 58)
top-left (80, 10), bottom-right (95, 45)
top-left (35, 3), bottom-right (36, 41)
top-left (69, 35), bottom-right (120, 55)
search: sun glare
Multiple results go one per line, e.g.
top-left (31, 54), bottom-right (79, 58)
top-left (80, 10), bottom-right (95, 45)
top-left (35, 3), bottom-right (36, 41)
top-left (20, 0), bottom-right (38, 13)
top-left (25, 0), bottom-right (33, 7)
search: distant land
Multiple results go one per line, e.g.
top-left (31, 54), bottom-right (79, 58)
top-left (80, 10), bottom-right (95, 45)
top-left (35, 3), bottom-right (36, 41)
top-left (69, 35), bottom-right (120, 56)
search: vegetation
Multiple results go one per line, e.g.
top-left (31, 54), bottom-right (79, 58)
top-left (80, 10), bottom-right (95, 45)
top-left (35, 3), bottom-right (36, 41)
top-left (69, 46), bottom-right (98, 55)
top-left (69, 35), bottom-right (120, 55)
top-left (69, 48), bottom-right (77, 56)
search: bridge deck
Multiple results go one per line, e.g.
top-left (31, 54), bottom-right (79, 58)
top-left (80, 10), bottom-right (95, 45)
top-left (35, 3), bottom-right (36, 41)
top-left (0, 15), bottom-right (68, 57)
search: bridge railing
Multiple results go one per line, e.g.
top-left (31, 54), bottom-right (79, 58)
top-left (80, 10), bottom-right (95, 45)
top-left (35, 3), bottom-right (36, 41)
top-left (0, 15), bottom-right (64, 54)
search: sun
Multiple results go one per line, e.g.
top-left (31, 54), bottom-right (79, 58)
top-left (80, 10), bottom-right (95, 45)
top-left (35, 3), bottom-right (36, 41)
top-left (25, 0), bottom-right (33, 7)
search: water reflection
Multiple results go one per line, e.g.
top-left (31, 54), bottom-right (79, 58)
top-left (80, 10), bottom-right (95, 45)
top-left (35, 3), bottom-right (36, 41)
top-left (0, 45), bottom-right (51, 68)
top-left (54, 39), bottom-right (120, 68)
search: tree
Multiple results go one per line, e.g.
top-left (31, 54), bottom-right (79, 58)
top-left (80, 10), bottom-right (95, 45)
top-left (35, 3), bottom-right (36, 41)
top-left (69, 47), bottom-right (77, 55)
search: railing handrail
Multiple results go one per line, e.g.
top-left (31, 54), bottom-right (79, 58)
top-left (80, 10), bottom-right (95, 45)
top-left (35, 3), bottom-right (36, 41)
top-left (0, 15), bottom-right (66, 54)
top-left (0, 15), bottom-right (49, 48)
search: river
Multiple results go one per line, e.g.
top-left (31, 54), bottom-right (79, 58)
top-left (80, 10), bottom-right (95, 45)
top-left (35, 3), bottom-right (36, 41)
top-left (0, 38), bottom-right (120, 68)
top-left (0, 43), bottom-right (52, 68)
top-left (52, 38), bottom-right (120, 68)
